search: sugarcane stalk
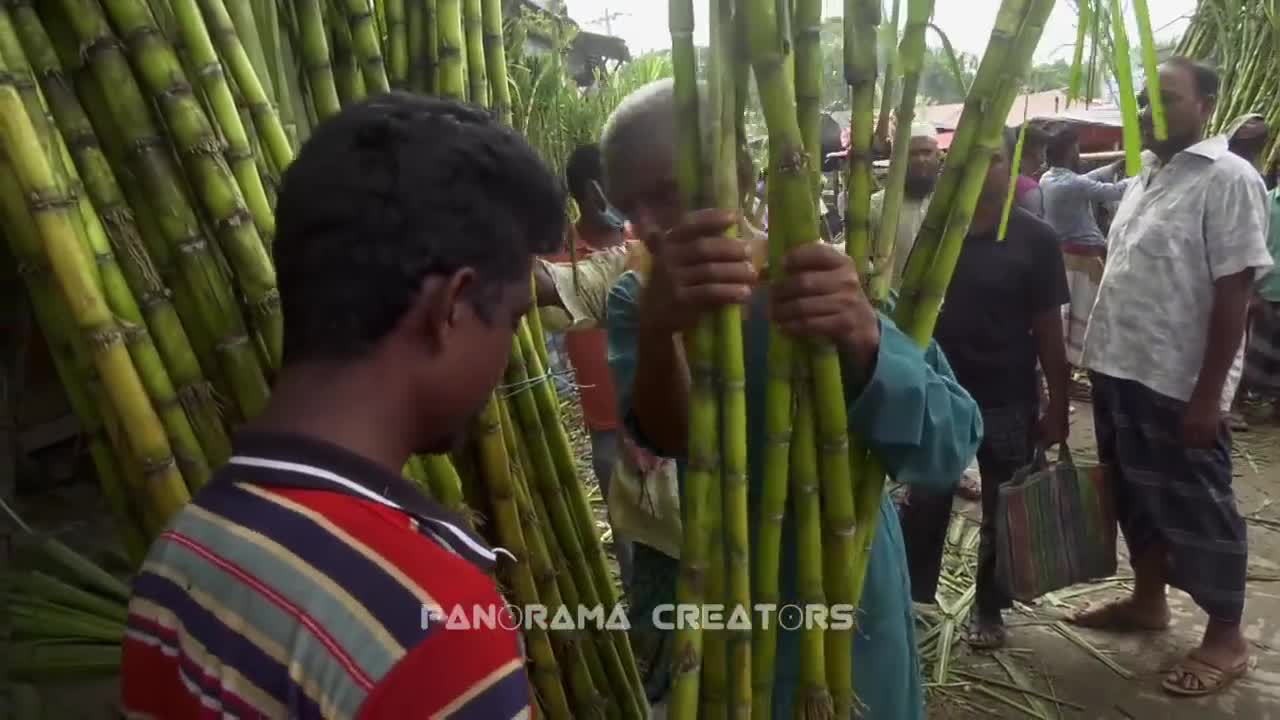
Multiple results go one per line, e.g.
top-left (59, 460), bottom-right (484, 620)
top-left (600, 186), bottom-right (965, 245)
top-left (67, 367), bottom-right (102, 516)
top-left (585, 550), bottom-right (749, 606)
top-left (296, 0), bottom-right (342, 118)
top-left (386, 0), bottom-right (409, 86)
top-left (1108, 0), bottom-right (1142, 177)
top-left (342, 0), bottom-right (392, 94)
top-left (1131, 0), bottom-right (1166, 141)
top-left (463, 0), bottom-right (488, 106)
top-left (0, 171), bottom-right (149, 563)
top-left (75, 0), bottom-right (284, 374)
top-left (894, 0), bottom-right (1038, 335)
top-left (482, 0), bottom-right (511, 124)
top-left (0, 71), bottom-right (191, 526)
top-left (844, 0), bottom-right (879, 285)
top-left (750, 173), bottom-right (795, 719)
top-left (1067, 0), bottom-right (1091, 103)
top-left (468, 396), bottom-right (574, 719)
top-left (425, 0), bottom-right (440, 94)
top-left (436, 0), bottom-right (465, 100)
top-left (504, 338), bottom-right (644, 719)
top-left (500, 396), bottom-right (615, 719)
top-left (197, 0), bottom-right (295, 176)
top-left (874, 0), bottom-right (902, 148)
top-left (165, 0), bottom-right (275, 253)
top-left (869, 0), bottom-right (933, 303)
top-left (7, 6), bottom-right (233, 466)
top-left (791, 373), bottom-right (834, 720)
top-left (417, 452), bottom-right (469, 521)
top-left (902, 0), bottom-right (1056, 344)
top-left (667, 0), bottom-right (718, 715)
top-left (407, 0), bottom-right (424, 90)
top-left (514, 321), bottom-right (646, 710)
top-left (330, 1), bottom-right (364, 104)
top-left (795, 0), bottom-right (823, 197)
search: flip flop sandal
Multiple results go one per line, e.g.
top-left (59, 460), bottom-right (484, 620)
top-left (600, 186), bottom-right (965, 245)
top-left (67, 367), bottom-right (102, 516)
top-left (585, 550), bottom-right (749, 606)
top-left (1162, 656), bottom-right (1253, 697)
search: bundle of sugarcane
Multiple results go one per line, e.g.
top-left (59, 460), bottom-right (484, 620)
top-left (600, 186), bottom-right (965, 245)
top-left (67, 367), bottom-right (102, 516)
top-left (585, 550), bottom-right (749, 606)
top-left (1176, 0), bottom-right (1279, 168)
top-left (0, 0), bottom-right (646, 711)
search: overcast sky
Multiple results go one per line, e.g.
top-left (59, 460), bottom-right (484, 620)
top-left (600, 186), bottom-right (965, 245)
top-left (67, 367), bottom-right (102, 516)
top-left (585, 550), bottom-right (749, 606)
top-left (564, 0), bottom-right (1198, 63)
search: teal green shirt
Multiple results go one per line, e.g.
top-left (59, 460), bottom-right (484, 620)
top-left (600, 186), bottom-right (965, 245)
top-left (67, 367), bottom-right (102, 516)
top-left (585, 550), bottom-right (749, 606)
top-left (606, 271), bottom-right (983, 719)
top-left (1258, 188), bottom-right (1280, 302)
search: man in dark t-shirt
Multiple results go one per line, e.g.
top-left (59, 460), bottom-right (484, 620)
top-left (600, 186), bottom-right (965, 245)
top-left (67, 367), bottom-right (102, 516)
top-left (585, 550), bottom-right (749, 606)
top-left (900, 129), bottom-right (1071, 650)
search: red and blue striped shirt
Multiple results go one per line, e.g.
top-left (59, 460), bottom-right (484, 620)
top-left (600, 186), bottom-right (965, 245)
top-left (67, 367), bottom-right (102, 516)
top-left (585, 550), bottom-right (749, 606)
top-left (120, 431), bottom-right (533, 719)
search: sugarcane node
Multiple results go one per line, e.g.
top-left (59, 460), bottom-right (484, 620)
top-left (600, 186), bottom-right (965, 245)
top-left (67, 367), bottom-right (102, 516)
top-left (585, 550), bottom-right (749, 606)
top-left (25, 191), bottom-right (77, 212)
top-left (85, 325), bottom-right (124, 351)
top-left (61, 127), bottom-right (101, 152)
top-left (304, 60), bottom-right (334, 74)
top-left (360, 56), bottom-right (387, 71)
top-left (174, 233), bottom-right (209, 255)
top-left (225, 147), bottom-right (255, 164)
top-left (140, 454), bottom-right (179, 479)
top-left (213, 334), bottom-right (252, 352)
top-left (13, 258), bottom-right (47, 278)
top-left (826, 522), bottom-right (856, 539)
top-left (213, 206), bottom-right (253, 232)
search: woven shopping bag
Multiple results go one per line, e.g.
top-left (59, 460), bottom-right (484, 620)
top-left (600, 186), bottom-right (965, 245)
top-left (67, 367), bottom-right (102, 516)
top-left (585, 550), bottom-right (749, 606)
top-left (995, 444), bottom-right (1118, 602)
top-left (606, 430), bottom-right (683, 560)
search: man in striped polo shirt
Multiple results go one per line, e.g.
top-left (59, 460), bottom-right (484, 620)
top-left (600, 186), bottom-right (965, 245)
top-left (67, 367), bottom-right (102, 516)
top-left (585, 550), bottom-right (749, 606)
top-left (119, 93), bottom-right (566, 719)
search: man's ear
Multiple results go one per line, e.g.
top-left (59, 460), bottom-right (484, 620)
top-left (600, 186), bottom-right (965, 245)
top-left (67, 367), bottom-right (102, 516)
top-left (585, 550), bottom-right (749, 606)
top-left (403, 268), bottom-right (476, 352)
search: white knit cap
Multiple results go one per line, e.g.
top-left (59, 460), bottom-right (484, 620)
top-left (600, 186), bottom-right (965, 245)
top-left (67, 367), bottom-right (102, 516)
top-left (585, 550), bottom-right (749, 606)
top-left (911, 122), bottom-right (938, 139)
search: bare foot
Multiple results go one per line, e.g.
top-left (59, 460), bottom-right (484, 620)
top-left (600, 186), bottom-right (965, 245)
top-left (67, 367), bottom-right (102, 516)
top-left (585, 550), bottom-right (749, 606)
top-left (1069, 599), bottom-right (1171, 632)
top-left (956, 473), bottom-right (981, 502)
top-left (967, 611), bottom-right (1006, 650)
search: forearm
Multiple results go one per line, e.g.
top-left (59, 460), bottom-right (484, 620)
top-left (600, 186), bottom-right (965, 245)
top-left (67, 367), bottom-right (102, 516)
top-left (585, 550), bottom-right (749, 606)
top-left (1192, 271), bottom-right (1255, 405)
top-left (1033, 310), bottom-right (1069, 407)
top-left (630, 277), bottom-right (693, 456)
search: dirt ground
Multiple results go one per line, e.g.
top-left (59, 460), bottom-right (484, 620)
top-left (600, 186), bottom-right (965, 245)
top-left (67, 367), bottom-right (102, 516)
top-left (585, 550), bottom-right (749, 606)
top-left (928, 399), bottom-right (1280, 720)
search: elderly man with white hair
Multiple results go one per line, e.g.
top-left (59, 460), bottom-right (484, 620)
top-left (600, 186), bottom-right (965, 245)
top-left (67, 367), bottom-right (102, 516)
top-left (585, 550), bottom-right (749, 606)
top-left (600, 78), bottom-right (982, 720)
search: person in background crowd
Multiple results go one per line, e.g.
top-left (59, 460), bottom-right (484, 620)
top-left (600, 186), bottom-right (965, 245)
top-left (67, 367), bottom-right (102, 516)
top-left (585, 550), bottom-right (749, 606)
top-left (1074, 58), bottom-right (1272, 697)
top-left (1226, 113), bottom-right (1269, 170)
top-left (1014, 126), bottom-right (1051, 217)
top-left (120, 94), bottom-right (564, 718)
top-left (1039, 129), bottom-right (1132, 368)
top-left (865, 123), bottom-right (942, 287)
top-left (536, 143), bottom-right (634, 584)
top-left (601, 78), bottom-right (982, 720)
top-left (899, 129), bottom-right (1070, 651)
top-left (1229, 114), bottom-right (1275, 429)
top-left (1240, 182), bottom-right (1280, 421)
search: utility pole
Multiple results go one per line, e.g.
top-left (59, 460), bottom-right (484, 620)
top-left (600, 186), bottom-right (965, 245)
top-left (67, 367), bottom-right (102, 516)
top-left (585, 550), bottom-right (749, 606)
top-left (586, 6), bottom-right (629, 35)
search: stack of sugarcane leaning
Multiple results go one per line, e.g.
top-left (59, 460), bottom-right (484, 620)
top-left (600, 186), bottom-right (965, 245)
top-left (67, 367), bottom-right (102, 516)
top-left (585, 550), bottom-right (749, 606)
top-left (1176, 0), bottom-right (1279, 169)
top-left (0, 1), bottom-right (652, 716)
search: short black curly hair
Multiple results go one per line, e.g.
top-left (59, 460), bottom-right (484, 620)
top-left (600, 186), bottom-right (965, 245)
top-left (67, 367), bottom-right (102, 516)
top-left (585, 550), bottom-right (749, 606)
top-left (565, 143), bottom-right (604, 205)
top-left (273, 92), bottom-right (565, 365)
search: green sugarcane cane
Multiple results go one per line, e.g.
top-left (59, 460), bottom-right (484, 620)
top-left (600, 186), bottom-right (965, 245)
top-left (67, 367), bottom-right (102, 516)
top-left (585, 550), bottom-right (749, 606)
top-left (1108, 0), bottom-right (1142, 177)
top-left (846, 0), bottom-right (935, 618)
top-left (468, 396), bottom-right (574, 719)
top-left (343, 0), bottom-right (391, 94)
top-left (197, 0), bottom-right (295, 176)
top-left (1132, 0), bottom-right (1166, 141)
top-left (497, 397), bottom-right (610, 718)
top-left (874, 0), bottom-right (902, 148)
top-left (998, 111), bottom-right (1030, 242)
top-left (222, 0), bottom-right (274, 98)
top-left (707, 0), bottom-right (751, 715)
top-left (331, 2), bottom-right (364, 104)
top-left (514, 321), bottom-right (646, 706)
top-left (41, 3), bottom-right (271, 420)
top-left (791, 373), bottom-right (835, 720)
top-left (407, 0), bottom-right (424, 90)
top-left (504, 339), bottom-right (643, 719)
top-left (482, 0), bottom-right (511, 124)
top-left (667, 0), bottom-right (720, 715)
top-left (750, 172), bottom-right (795, 720)
top-left (1067, 0), bottom-right (1091, 103)
top-left (844, 0), bottom-right (879, 284)
top-left (869, 0), bottom-right (933, 303)
top-left (166, 0), bottom-right (276, 248)
top-left (8, 7), bottom-right (233, 465)
top-left (436, 0), bottom-right (465, 100)
top-left (0, 170), bottom-right (149, 564)
top-left (795, 0), bottom-right (823, 198)
top-left (295, 0), bottom-right (343, 118)
top-left (903, 0), bottom-right (1056, 345)
top-left (893, 0), bottom-right (1034, 334)
top-left (0, 21), bottom-right (215, 492)
top-left (463, 0), bottom-right (488, 107)
top-left (417, 452), bottom-right (469, 520)
top-left (77, 0), bottom-right (284, 373)
top-left (386, 0), bottom-right (409, 86)
top-left (0, 73), bottom-right (192, 526)
top-left (425, 0), bottom-right (440, 94)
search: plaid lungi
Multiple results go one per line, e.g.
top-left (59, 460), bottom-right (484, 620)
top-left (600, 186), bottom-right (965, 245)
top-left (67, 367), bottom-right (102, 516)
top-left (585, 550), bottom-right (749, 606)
top-left (1244, 300), bottom-right (1280, 395)
top-left (1061, 243), bottom-right (1105, 368)
top-left (1090, 372), bottom-right (1247, 623)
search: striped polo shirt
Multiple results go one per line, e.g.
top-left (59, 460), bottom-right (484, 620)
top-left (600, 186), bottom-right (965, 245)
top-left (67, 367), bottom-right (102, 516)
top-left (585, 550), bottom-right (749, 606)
top-left (120, 431), bottom-right (533, 719)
